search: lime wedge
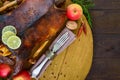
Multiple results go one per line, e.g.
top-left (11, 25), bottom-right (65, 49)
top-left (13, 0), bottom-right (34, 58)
top-left (7, 36), bottom-right (21, 50)
top-left (2, 25), bottom-right (17, 34)
top-left (2, 31), bottom-right (16, 45)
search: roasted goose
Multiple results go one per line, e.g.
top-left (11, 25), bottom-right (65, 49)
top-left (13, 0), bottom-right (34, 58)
top-left (12, 7), bottom-right (66, 75)
top-left (0, 0), bottom-right (66, 76)
top-left (0, 0), bottom-right (54, 37)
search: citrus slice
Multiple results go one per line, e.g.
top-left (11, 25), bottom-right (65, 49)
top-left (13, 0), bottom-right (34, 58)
top-left (66, 21), bottom-right (78, 30)
top-left (7, 36), bottom-right (21, 50)
top-left (2, 31), bottom-right (16, 45)
top-left (2, 25), bottom-right (17, 34)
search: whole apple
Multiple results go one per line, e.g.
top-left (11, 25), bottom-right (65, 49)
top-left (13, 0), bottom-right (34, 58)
top-left (0, 63), bottom-right (11, 78)
top-left (67, 4), bottom-right (83, 20)
top-left (13, 70), bottom-right (31, 80)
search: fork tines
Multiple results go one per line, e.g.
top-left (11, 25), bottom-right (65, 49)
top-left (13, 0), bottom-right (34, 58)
top-left (52, 32), bottom-right (69, 53)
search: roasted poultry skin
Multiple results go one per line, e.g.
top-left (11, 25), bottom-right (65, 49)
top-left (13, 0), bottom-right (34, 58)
top-left (0, 0), bottom-right (54, 37)
top-left (10, 7), bottom-right (66, 75)
top-left (0, 0), bottom-right (66, 76)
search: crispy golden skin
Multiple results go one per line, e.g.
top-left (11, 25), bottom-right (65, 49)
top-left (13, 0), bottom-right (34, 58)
top-left (0, 44), bottom-right (11, 56)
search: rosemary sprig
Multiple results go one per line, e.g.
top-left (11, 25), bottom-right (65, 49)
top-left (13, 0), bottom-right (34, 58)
top-left (71, 0), bottom-right (94, 28)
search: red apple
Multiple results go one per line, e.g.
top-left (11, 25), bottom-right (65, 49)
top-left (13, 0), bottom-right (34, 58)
top-left (67, 4), bottom-right (83, 20)
top-left (13, 71), bottom-right (31, 80)
top-left (0, 63), bottom-right (11, 78)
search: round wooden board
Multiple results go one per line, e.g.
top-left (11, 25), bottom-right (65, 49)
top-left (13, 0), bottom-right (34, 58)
top-left (39, 14), bottom-right (93, 80)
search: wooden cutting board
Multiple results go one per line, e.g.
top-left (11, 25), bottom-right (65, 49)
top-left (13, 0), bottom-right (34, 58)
top-left (39, 14), bottom-right (93, 80)
top-left (38, 0), bottom-right (93, 80)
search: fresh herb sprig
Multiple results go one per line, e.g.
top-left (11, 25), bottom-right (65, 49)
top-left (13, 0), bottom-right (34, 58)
top-left (72, 0), bottom-right (94, 28)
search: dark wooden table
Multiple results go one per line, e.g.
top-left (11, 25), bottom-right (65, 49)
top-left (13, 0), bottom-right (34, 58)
top-left (86, 0), bottom-right (120, 80)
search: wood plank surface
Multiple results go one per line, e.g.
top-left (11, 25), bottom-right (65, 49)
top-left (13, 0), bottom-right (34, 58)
top-left (39, 15), bottom-right (93, 80)
top-left (93, 34), bottom-right (120, 58)
top-left (92, 0), bottom-right (120, 9)
top-left (86, 0), bottom-right (120, 80)
top-left (91, 10), bottom-right (120, 34)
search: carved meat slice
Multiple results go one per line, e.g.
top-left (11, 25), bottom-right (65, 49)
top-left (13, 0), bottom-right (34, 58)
top-left (0, 0), bottom-right (54, 37)
top-left (11, 7), bottom-right (66, 75)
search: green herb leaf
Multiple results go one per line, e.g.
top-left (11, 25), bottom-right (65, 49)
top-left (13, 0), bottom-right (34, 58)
top-left (71, 0), bottom-right (94, 28)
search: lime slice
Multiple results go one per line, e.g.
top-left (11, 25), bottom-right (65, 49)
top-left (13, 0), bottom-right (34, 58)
top-left (2, 31), bottom-right (16, 45)
top-left (2, 25), bottom-right (17, 34)
top-left (7, 36), bottom-right (21, 50)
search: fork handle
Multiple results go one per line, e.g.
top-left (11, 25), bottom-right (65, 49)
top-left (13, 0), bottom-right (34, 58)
top-left (31, 51), bottom-right (54, 79)
top-left (31, 56), bottom-right (49, 78)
